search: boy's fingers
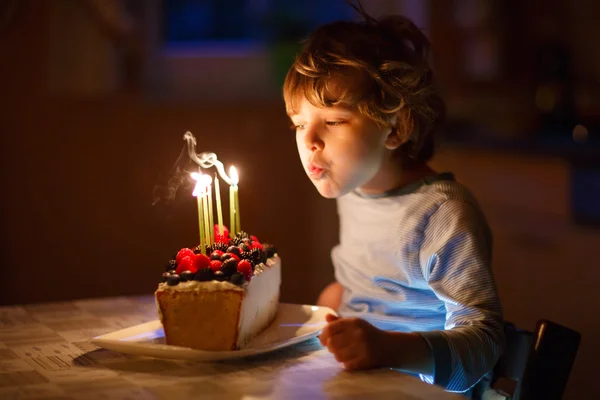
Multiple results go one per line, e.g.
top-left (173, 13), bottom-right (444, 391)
top-left (328, 333), bottom-right (354, 350)
top-left (326, 313), bottom-right (339, 323)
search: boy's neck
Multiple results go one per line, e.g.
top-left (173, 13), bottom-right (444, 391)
top-left (357, 162), bottom-right (437, 196)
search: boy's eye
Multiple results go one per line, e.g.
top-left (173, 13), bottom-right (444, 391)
top-left (326, 121), bottom-right (345, 126)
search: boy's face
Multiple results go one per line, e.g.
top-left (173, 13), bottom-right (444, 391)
top-left (289, 96), bottom-right (396, 199)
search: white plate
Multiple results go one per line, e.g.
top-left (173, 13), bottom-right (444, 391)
top-left (91, 303), bottom-right (335, 361)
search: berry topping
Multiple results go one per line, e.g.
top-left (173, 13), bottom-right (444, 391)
top-left (220, 253), bottom-right (232, 262)
top-left (193, 254), bottom-right (211, 270)
top-left (210, 250), bottom-right (224, 260)
top-left (230, 272), bottom-right (245, 285)
top-left (214, 270), bottom-right (226, 281)
top-left (239, 243), bottom-right (251, 252)
top-left (251, 248), bottom-right (267, 265)
top-left (220, 258), bottom-right (238, 276)
top-left (237, 231), bottom-right (250, 239)
top-left (165, 260), bottom-right (177, 272)
top-left (263, 243), bottom-right (277, 258)
top-left (176, 248), bottom-right (195, 264)
top-left (167, 274), bottom-right (180, 286)
top-left (209, 260), bottom-right (223, 272)
top-left (193, 247), bottom-right (202, 254)
top-left (237, 260), bottom-right (253, 281)
top-left (227, 246), bottom-right (241, 256)
top-left (240, 251), bottom-right (252, 260)
top-left (167, 269), bottom-right (176, 275)
top-left (161, 272), bottom-right (170, 282)
top-left (251, 235), bottom-right (259, 242)
top-left (212, 241), bottom-right (229, 253)
top-left (194, 267), bottom-right (213, 282)
top-left (176, 256), bottom-right (196, 275)
top-left (180, 270), bottom-right (194, 282)
top-left (251, 241), bottom-right (264, 251)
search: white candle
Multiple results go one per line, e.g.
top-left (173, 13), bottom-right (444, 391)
top-left (192, 177), bottom-right (205, 250)
top-left (229, 166), bottom-right (239, 235)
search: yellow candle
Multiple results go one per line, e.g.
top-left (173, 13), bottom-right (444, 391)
top-left (208, 183), bottom-right (214, 244)
top-left (229, 183), bottom-right (236, 234)
top-left (229, 166), bottom-right (239, 235)
top-left (214, 175), bottom-right (224, 235)
top-left (193, 181), bottom-right (205, 250)
top-left (235, 186), bottom-right (241, 232)
top-left (202, 192), bottom-right (210, 246)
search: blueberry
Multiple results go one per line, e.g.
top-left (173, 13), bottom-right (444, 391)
top-left (180, 270), bottom-right (194, 282)
top-left (227, 246), bottom-right (241, 256)
top-left (220, 253), bottom-right (232, 262)
top-left (194, 267), bottom-right (213, 282)
top-left (213, 271), bottom-right (226, 281)
top-left (230, 272), bottom-right (245, 285)
top-left (210, 251), bottom-right (222, 261)
top-left (220, 258), bottom-right (238, 276)
top-left (161, 272), bottom-right (170, 282)
top-left (167, 274), bottom-right (180, 286)
top-left (165, 260), bottom-right (177, 272)
top-left (167, 269), bottom-right (176, 275)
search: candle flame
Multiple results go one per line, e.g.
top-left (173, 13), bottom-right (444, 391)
top-left (230, 166), bottom-right (239, 185)
top-left (192, 181), bottom-right (205, 197)
top-left (201, 174), bottom-right (213, 186)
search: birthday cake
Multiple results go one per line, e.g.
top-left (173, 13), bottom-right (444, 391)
top-left (155, 230), bottom-right (281, 351)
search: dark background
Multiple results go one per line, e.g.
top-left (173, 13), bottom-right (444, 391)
top-left (1, 1), bottom-right (599, 398)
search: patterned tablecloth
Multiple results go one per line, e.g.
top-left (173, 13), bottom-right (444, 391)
top-left (0, 295), bottom-right (462, 400)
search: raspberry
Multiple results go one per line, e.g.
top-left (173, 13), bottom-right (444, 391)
top-left (237, 260), bottom-right (253, 281)
top-left (251, 235), bottom-right (259, 242)
top-left (252, 242), bottom-right (264, 251)
top-left (176, 248), bottom-right (195, 264)
top-left (193, 254), bottom-right (211, 271)
top-left (229, 253), bottom-right (240, 262)
top-left (176, 256), bottom-right (195, 275)
top-left (209, 260), bottom-right (222, 272)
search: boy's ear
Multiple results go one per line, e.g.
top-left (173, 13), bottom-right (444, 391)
top-left (384, 126), bottom-right (403, 150)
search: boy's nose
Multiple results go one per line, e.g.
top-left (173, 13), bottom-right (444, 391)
top-left (304, 127), bottom-right (324, 152)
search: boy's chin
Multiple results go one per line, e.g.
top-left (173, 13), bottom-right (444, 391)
top-left (312, 181), bottom-right (349, 199)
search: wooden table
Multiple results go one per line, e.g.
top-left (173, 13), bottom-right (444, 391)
top-left (0, 295), bottom-right (462, 399)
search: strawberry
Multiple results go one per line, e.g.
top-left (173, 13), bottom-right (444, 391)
top-left (251, 241), bottom-right (264, 251)
top-left (209, 260), bottom-right (222, 273)
top-left (176, 248), bottom-right (195, 264)
top-left (237, 260), bottom-right (253, 281)
top-left (176, 256), bottom-right (196, 275)
top-left (193, 254), bottom-right (211, 271)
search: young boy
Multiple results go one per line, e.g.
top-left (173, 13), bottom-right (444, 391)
top-left (282, 11), bottom-right (504, 394)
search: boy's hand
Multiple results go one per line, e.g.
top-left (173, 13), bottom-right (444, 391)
top-left (319, 314), bottom-right (390, 370)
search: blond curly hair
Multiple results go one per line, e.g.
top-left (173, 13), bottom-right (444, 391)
top-left (283, 15), bottom-right (445, 163)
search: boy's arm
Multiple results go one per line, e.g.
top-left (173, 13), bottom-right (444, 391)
top-left (416, 199), bottom-right (504, 392)
top-left (317, 281), bottom-right (344, 311)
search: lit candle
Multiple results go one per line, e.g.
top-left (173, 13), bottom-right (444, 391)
top-left (214, 174), bottom-right (224, 236)
top-left (229, 176), bottom-right (236, 234)
top-left (202, 189), bottom-right (210, 246)
top-left (229, 166), bottom-right (239, 235)
top-left (202, 174), bottom-right (214, 244)
top-left (192, 175), bottom-right (205, 251)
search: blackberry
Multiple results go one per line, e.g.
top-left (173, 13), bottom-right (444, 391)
top-left (230, 272), bottom-right (245, 285)
top-left (193, 246), bottom-right (202, 255)
top-left (220, 258), bottom-right (238, 276)
top-left (213, 270), bottom-right (226, 281)
top-left (212, 242), bottom-right (229, 253)
top-left (239, 243), bottom-right (251, 253)
top-left (230, 236), bottom-right (243, 246)
top-left (180, 270), bottom-right (194, 282)
top-left (240, 251), bottom-right (252, 261)
top-left (263, 243), bottom-right (277, 259)
top-left (165, 260), bottom-right (177, 272)
top-left (167, 274), bottom-right (180, 286)
top-left (194, 267), bottom-right (213, 282)
top-left (227, 246), bottom-right (241, 256)
top-left (251, 248), bottom-right (267, 265)
top-left (236, 231), bottom-right (250, 239)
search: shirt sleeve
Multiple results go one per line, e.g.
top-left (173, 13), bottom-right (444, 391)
top-left (416, 199), bottom-right (505, 392)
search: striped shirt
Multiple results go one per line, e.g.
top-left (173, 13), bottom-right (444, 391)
top-left (332, 173), bottom-right (504, 393)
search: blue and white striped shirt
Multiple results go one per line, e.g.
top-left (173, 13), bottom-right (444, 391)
top-left (332, 174), bottom-right (504, 393)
